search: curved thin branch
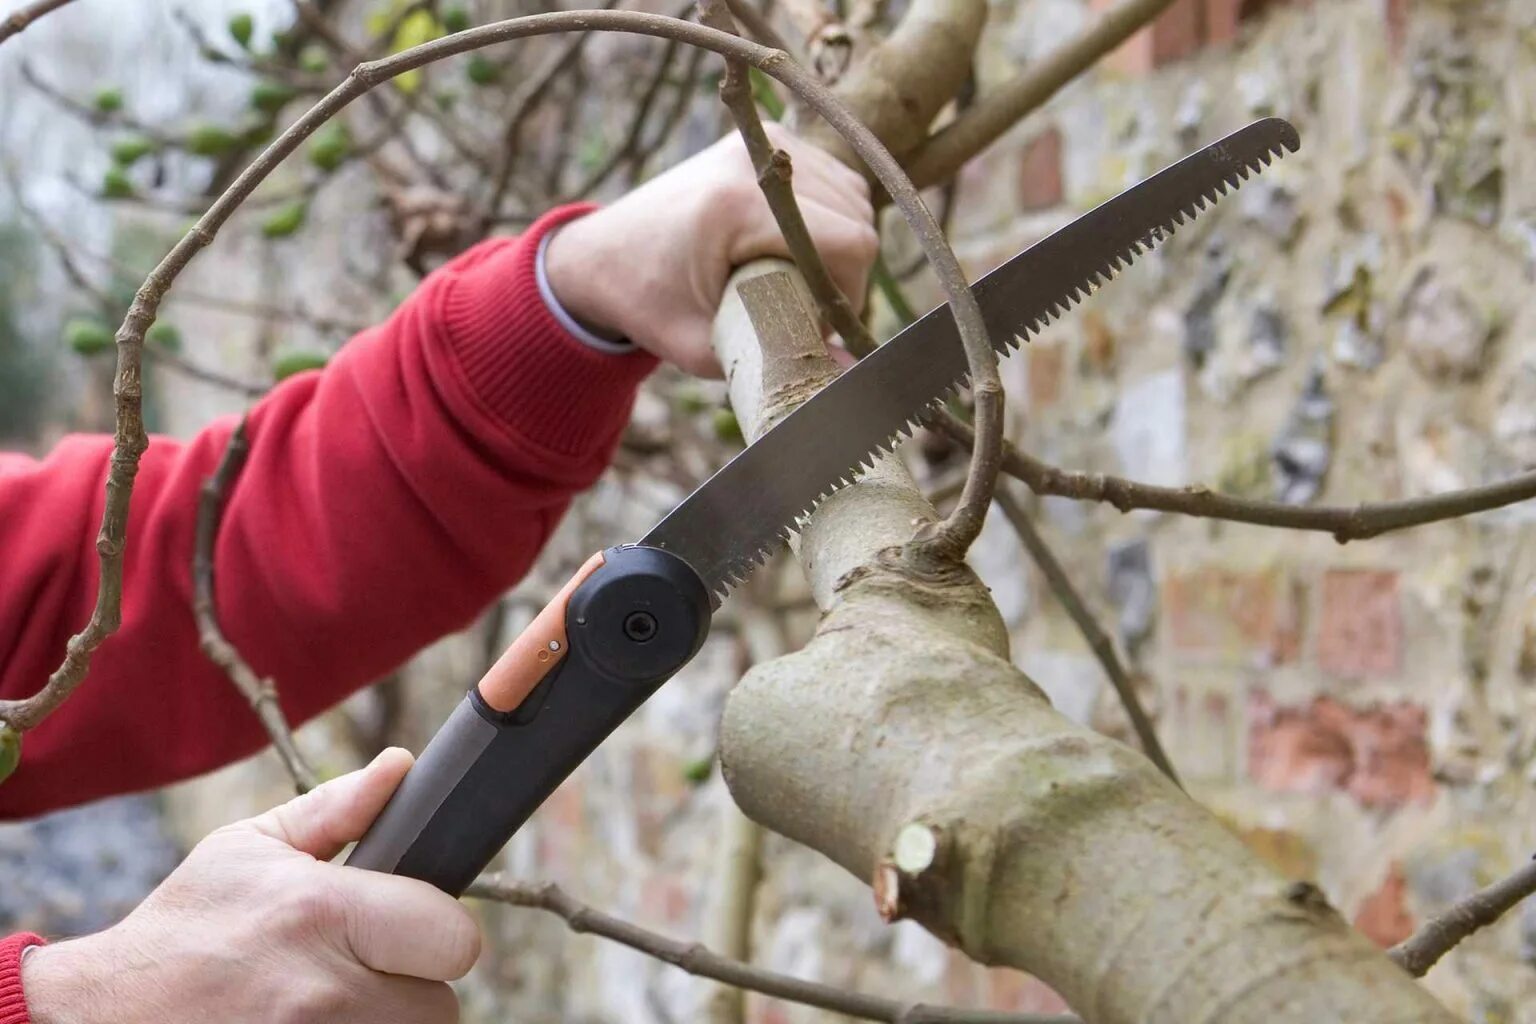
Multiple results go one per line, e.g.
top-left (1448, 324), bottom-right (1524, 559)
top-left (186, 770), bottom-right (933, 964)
top-left (993, 487), bottom-right (1179, 787)
top-left (466, 876), bottom-right (1077, 1024)
top-left (193, 420), bottom-right (317, 793)
top-left (931, 414), bottom-right (1536, 542)
top-left (0, 0), bottom-right (74, 46)
top-left (2, 8), bottom-right (998, 734)
top-left (904, 0), bottom-right (1176, 190)
top-left (1389, 857), bottom-right (1536, 978)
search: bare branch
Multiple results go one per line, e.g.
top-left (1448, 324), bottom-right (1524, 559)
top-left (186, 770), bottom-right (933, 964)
top-left (993, 487), bottom-right (1179, 787)
top-left (701, 0), bottom-right (876, 355)
top-left (904, 0), bottom-right (1176, 189)
top-left (481, 2), bottom-right (620, 226)
top-left (932, 414), bottom-right (1536, 542)
top-left (0, 0), bottom-right (75, 46)
top-left (1389, 857), bottom-right (1536, 978)
top-left (193, 420), bottom-right (317, 793)
top-left (724, 0), bottom-right (797, 58)
top-left (569, 19), bottom-right (686, 197)
top-left (466, 875), bottom-right (1077, 1024)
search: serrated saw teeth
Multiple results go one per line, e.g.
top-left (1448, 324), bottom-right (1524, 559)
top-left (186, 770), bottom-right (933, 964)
top-left (643, 118), bottom-right (1300, 605)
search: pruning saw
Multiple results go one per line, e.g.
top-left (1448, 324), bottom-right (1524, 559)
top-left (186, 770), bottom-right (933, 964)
top-left (347, 117), bottom-right (1300, 895)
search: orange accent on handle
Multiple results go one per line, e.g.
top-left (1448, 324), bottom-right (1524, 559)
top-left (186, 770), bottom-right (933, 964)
top-left (477, 551), bottom-right (607, 713)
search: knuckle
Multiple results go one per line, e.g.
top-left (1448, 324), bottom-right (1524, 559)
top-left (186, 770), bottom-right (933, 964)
top-left (437, 907), bottom-right (482, 980)
top-left (276, 977), bottom-right (352, 1024)
top-left (275, 879), bottom-right (347, 941)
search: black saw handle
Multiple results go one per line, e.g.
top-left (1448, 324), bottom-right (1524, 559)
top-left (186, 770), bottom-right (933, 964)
top-left (345, 544), bottom-right (711, 896)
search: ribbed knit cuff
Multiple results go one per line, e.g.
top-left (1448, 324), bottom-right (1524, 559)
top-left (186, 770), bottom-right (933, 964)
top-left (0, 934), bottom-right (44, 1024)
top-left (438, 204), bottom-right (658, 460)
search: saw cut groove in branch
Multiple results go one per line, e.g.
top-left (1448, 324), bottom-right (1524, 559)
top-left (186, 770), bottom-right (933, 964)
top-left (1389, 856), bottom-right (1536, 978)
top-left (905, 0), bottom-right (1177, 189)
top-left (0, 0), bottom-right (74, 46)
top-left (932, 414), bottom-right (1536, 541)
top-left (3, 7), bottom-right (1001, 736)
top-left (993, 488), bottom-right (1179, 787)
top-left (701, 0), bottom-right (878, 357)
top-left (193, 420), bottom-right (317, 794)
top-left (466, 876), bottom-right (1076, 1024)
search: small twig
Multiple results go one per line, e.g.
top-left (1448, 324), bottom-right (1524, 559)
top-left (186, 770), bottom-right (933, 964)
top-left (993, 488), bottom-right (1180, 787)
top-left (0, 0), bottom-right (75, 46)
top-left (19, 61), bottom-right (179, 146)
top-left (904, 0), bottom-right (1176, 190)
top-left (466, 875), bottom-right (1077, 1024)
top-left (1388, 857), bottom-right (1536, 977)
top-left (192, 420), bottom-right (317, 793)
top-left (723, 0), bottom-right (797, 58)
top-left (481, 2), bottom-right (619, 227)
top-left (622, 43), bottom-right (710, 186)
top-left (701, 0), bottom-right (877, 355)
top-left (931, 415), bottom-right (1536, 543)
top-left (145, 345), bottom-right (270, 398)
top-left (570, 24), bottom-right (685, 196)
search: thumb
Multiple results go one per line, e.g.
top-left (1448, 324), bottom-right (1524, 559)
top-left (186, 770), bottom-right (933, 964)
top-left (244, 747), bottom-right (414, 860)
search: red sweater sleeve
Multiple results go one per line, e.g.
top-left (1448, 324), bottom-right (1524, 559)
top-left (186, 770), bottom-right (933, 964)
top-left (0, 204), bottom-right (656, 820)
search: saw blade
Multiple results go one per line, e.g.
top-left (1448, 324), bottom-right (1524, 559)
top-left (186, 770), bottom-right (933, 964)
top-left (642, 117), bottom-right (1300, 605)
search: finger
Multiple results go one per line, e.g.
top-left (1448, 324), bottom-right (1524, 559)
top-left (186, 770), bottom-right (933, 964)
top-left (354, 975), bottom-right (460, 1024)
top-left (331, 867), bottom-right (483, 980)
top-left (245, 747), bottom-right (415, 860)
top-left (791, 199), bottom-right (881, 314)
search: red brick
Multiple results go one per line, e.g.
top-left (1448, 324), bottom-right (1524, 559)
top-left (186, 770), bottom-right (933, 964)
top-left (1316, 569), bottom-right (1402, 678)
top-left (1248, 692), bottom-right (1435, 808)
top-left (1093, 0), bottom-right (1206, 74)
top-left (640, 873), bottom-right (693, 928)
top-left (1164, 566), bottom-right (1300, 665)
top-left (1018, 126), bottom-right (1064, 211)
top-left (1204, 0), bottom-right (1241, 45)
top-left (1354, 863), bottom-right (1415, 947)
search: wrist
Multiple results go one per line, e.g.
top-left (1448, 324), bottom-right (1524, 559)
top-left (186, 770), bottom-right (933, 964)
top-left (21, 938), bottom-right (102, 1024)
top-left (541, 210), bottom-right (628, 343)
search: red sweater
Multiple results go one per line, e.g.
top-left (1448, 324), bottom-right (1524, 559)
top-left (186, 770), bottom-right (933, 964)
top-left (0, 206), bottom-right (655, 1021)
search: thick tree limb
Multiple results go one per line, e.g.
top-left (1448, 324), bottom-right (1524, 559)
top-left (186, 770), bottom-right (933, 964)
top-left (904, 0), bottom-right (1177, 189)
top-left (993, 487), bottom-right (1179, 788)
top-left (713, 260), bottom-right (1454, 1024)
top-left (466, 875), bottom-right (1074, 1024)
top-left (1388, 856), bottom-right (1536, 978)
top-left (933, 414), bottom-right (1536, 542)
top-left (192, 420), bottom-right (317, 794)
top-left (0, 0), bottom-right (74, 46)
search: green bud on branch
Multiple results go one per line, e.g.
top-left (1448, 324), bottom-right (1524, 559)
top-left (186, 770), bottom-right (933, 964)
top-left (271, 348), bottom-right (329, 380)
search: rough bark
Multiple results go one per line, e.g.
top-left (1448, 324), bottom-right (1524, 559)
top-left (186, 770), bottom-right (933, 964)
top-left (712, 265), bottom-right (1454, 1023)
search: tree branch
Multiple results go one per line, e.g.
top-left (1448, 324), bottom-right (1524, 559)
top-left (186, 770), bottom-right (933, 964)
top-left (904, 0), bottom-right (1177, 190)
top-left (701, 0), bottom-right (877, 355)
top-left (932, 414), bottom-right (1536, 542)
top-left (724, 0), bottom-right (796, 58)
top-left (466, 875), bottom-right (1076, 1024)
top-left (1388, 856), bottom-right (1536, 978)
top-left (993, 487), bottom-right (1179, 787)
top-left (0, 0), bottom-right (74, 46)
top-left (192, 420), bottom-right (317, 794)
